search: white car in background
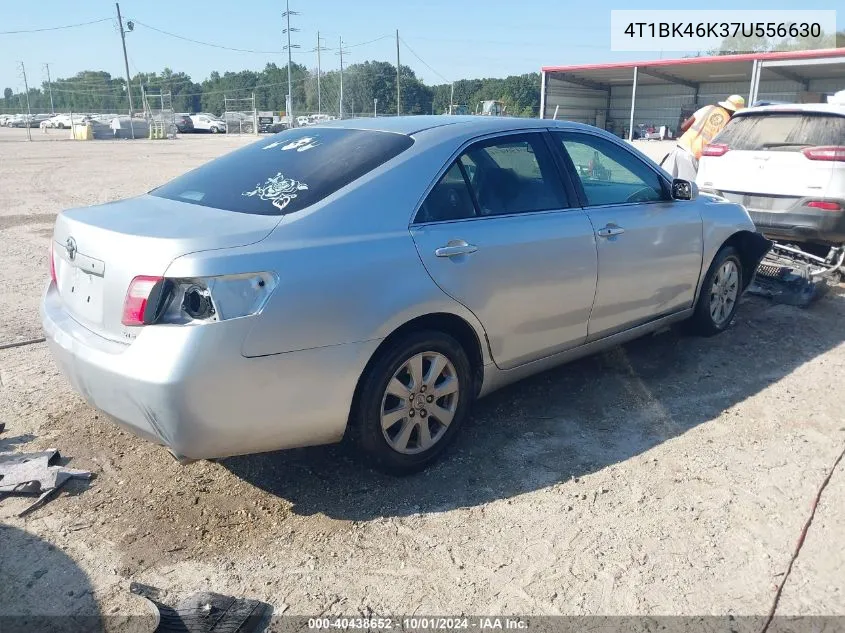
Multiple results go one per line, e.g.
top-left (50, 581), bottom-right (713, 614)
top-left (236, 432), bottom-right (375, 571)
top-left (296, 115), bottom-right (310, 127)
top-left (189, 114), bottom-right (227, 133)
top-left (697, 104), bottom-right (845, 251)
top-left (44, 113), bottom-right (90, 129)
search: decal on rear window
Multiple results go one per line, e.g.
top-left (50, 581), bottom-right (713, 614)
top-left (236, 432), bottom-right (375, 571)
top-left (152, 127), bottom-right (413, 215)
top-left (262, 136), bottom-right (320, 152)
top-left (242, 172), bottom-right (308, 211)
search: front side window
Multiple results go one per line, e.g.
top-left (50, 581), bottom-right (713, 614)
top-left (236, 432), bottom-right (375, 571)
top-left (152, 128), bottom-right (414, 215)
top-left (557, 132), bottom-right (666, 206)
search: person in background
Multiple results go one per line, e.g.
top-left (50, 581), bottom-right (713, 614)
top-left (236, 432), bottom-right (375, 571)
top-left (110, 116), bottom-right (122, 139)
top-left (662, 94), bottom-right (745, 180)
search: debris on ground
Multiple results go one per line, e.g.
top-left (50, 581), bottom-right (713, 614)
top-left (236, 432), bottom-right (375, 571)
top-left (0, 448), bottom-right (91, 517)
top-left (750, 242), bottom-right (840, 307)
top-left (129, 583), bottom-right (272, 633)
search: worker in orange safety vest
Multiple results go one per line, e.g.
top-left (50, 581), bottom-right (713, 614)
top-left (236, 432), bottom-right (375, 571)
top-left (662, 94), bottom-right (745, 181)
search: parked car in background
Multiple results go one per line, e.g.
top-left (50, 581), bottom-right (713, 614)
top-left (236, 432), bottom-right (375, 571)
top-left (42, 116), bottom-right (769, 473)
top-left (296, 115), bottom-right (310, 127)
top-left (190, 113), bottom-right (227, 133)
top-left (45, 113), bottom-right (90, 129)
top-left (174, 114), bottom-right (194, 134)
top-left (697, 104), bottom-right (845, 250)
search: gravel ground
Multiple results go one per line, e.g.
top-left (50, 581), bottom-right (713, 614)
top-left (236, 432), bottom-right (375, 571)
top-left (0, 128), bottom-right (843, 627)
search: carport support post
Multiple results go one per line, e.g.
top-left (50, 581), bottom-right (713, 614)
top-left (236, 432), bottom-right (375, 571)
top-left (749, 59), bottom-right (762, 106)
top-left (628, 66), bottom-right (638, 142)
top-left (539, 71), bottom-right (546, 119)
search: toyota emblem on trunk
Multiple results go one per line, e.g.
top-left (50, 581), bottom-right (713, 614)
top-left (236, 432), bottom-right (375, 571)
top-left (65, 237), bottom-right (77, 261)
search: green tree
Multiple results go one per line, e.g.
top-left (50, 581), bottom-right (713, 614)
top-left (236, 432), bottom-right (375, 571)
top-left (3, 87), bottom-right (11, 101)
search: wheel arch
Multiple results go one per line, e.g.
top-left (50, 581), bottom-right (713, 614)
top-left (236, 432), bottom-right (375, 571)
top-left (721, 230), bottom-right (773, 290)
top-left (347, 312), bottom-right (487, 438)
top-left (696, 229), bottom-right (772, 304)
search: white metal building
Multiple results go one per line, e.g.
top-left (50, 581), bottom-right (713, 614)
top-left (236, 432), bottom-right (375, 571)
top-left (540, 48), bottom-right (845, 140)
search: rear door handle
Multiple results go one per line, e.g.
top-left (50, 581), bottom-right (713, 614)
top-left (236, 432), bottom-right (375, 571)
top-left (435, 241), bottom-right (478, 258)
top-left (596, 224), bottom-right (625, 238)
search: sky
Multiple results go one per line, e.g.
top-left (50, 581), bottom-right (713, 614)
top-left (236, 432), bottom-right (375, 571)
top-left (0, 0), bottom-right (842, 92)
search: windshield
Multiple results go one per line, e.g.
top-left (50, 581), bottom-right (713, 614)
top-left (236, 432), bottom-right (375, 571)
top-left (715, 112), bottom-right (845, 151)
top-left (151, 127), bottom-right (414, 215)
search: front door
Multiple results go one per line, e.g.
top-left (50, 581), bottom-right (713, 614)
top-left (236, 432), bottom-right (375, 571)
top-left (411, 132), bottom-right (598, 370)
top-left (553, 130), bottom-right (704, 340)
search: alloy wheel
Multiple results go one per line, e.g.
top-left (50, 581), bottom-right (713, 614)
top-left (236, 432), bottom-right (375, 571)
top-left (709, 259), bottom-right (739, 327)
top-left (380, 351), bottom-right (460, 455)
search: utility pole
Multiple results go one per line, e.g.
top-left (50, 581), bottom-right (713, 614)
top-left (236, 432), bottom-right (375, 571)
top-left (316, 31), bottom-right (324, 115)
top-left (374, 98), bottom-right (377, 117)
top-left (338, 36), bottom-right (344, 119)
top-left (18, 62), bottom-right (32, 141)
top-left (449, 82), bottom-right (454, 115)
top-left (282, 0), bottom-right (300, 125)
top-left (115, 2), bottom-right (135, 139)
top-left (336, 38), bottom-right (350, 119)
top-left (44, 63), bottom-right (55, 114)
top-left (395, 29), bottom-right (400, 116)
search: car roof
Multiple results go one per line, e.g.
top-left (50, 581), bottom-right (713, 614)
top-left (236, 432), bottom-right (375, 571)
top-left (735, 103), bottom-right (845, 117)
top-left (307, 115), bottom-right (592, 137)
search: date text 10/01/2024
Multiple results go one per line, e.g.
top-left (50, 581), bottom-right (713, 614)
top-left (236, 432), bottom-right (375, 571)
top-left (307, 618), bottom-right (529, 630)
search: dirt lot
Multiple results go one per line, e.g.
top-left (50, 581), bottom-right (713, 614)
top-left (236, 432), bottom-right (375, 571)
top-left (1, 128), bottom-right (843, 627)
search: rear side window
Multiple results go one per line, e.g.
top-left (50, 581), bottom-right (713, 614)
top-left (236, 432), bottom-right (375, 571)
top-left (715, 113), bottom-right (845, 151)
top-left (152, 128), bottom-right (414, 215)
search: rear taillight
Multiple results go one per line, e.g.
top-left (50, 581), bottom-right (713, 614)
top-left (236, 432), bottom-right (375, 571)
top-left (121, 272), bottom-right (277, 328)
top-left (49, 242), bottom-right (57, 284)
top-left (802, 146), bottom-right (845, 162)
top-left (701, 143), bottom-right (730, 157)
top-left (807, 201), bottom-right (843, 211)
top-left (121, 276), bottom-right (165, 326)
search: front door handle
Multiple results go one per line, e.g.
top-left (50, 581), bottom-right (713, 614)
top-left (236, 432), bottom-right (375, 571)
top-left (596, 224), bottom-right (625, 238)
top-left (435, 240), bottom-right (478, 258)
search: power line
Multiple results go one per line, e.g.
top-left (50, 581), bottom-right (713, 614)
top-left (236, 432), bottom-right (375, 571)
top-left (399, 36), bottom-right (450, 83)
top-left (0, 17), bottom-right (112, 35)
top-left (130, 19), bottom-right (286, 54)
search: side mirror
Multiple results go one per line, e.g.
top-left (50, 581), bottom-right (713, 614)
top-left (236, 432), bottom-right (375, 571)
top-left (671, 179), bottom-right (698, 201)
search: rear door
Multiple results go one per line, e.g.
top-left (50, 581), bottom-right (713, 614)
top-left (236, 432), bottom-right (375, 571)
top-left (553, 130), bottom-right (703, 340)
top-left (697, 110), bottom-right (845, 211)
top-left (411, 131), bottom-right (598, 370)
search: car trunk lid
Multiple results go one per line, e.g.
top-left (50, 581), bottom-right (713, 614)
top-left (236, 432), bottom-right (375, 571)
top-left (52, 194), bottom-right (280, 342)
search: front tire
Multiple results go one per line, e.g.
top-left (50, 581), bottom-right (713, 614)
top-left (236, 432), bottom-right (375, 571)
top-left (210, 126), bottom-right (219, 134)
top-left (353, 331), bottom-right (473, 475)
top-left (689, 246), bottom-right (743, 336)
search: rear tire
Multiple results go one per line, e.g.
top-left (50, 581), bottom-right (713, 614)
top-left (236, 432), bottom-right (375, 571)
top-left (353, 331), bottom-right (473, 475)
top-left (688, 246), bottom-right (743, 336)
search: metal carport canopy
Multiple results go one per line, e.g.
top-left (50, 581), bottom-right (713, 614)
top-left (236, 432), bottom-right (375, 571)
top-left (540, 48), bottom-right (845, 139)
top-left (541, 48), bottom-right (845, 90)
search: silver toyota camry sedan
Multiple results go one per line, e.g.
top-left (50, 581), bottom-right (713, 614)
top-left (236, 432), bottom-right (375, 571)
top-left (42, 116), bottom-right (770, 473)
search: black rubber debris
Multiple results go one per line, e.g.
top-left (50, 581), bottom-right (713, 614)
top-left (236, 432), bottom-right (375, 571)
top-left (130, 583), bottom-right (272, 633)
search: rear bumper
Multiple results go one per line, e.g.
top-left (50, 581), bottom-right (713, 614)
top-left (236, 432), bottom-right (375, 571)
top-left (41, 283), bottom-right (381, 460)
top-left (749, 205), bottom-right (845, 245)
top-left (703, 190), bottom-right (845, 245)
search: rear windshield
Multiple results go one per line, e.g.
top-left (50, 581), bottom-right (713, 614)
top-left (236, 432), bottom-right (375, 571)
top-left (715, 112), bottom-right (845, 152)
top-left (151, 128), bottom-right (414, 215)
